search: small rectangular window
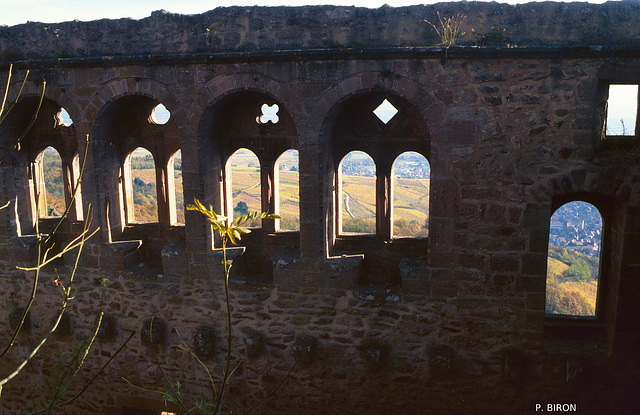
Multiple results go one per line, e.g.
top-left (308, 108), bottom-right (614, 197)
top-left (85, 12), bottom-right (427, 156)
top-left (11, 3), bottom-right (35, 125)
top-left (605, 84), bottom-right (638, 137)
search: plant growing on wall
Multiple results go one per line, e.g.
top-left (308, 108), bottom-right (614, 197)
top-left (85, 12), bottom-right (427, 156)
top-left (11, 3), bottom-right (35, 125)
top-left (0, 65), bottom-right (133, 412)
top-left (425, 11), bottom-right (466, 47)
top-left (125, 200), bottom-right (294, 414)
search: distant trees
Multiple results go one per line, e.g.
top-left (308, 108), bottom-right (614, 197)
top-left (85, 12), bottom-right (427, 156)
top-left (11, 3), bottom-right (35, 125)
top-left (393, 218), bottom-right (428, 238)
top-left (546, 244), bottom-right (600, 316)
top-left (553, 246), bottom-right (599, 282)
top-left (233, 201), bottom-right (249, 217)
top-left (132, 175), bottom-right (157, 222)
top-left (342, 218), bottom-right (375, 233)
top-left (41, 148), bottom-right (65, 216)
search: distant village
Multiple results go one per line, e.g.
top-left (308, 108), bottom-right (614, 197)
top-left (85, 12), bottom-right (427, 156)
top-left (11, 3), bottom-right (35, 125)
top-left (341, 152), bottom-right (431, 179)
top-left (549, 201), bottom-right (602, 257)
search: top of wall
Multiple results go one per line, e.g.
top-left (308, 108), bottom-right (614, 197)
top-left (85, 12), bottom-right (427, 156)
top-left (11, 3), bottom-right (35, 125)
top-left (1, 2), bottom-right (640, 62)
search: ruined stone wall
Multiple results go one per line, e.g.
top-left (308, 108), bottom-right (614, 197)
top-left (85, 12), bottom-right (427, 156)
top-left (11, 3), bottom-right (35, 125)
top-left (1, 3), bottom-right (640, 414)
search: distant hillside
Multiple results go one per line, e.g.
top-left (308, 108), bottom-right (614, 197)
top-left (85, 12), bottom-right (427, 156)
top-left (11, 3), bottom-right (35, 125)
top-left (546, 244), bottom-right (600, 317)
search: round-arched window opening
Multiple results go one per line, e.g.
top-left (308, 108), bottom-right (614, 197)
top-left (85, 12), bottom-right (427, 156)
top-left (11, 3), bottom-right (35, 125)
top-left (339, 150), bottom-right (376, 235)
top-left (546, 201), bottom-right (603, 318)
top-left (392, 151), bottom-right (430, 238)
top-left (276, 149), bottom-right (300, 231)
top-left (58, 108), bottom-right (73, 127)
top-left (150, 104), bottom-right (171, 125)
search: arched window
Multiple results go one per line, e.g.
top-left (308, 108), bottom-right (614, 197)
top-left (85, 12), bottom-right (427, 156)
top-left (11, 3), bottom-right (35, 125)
top-left (170, 150), bottom-right (184, 224)
top-left (339, 151), bottom-right (376, 235)
top-left (227, 148), bottom-right (261, 227)
top-left (276, 149), bottom-right (299, 231)
top-left (392, 151), bottom-right (430, 238)
top-left (546, 201), bottom-right (603, 318)
top-left (126, 147), bottom-right (158, 223)
top-left (37, 146), bottom-right (65, 218)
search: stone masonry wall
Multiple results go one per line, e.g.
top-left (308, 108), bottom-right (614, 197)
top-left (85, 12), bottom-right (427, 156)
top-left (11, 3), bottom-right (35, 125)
top-left (1, 3), bottom-right (640, 414)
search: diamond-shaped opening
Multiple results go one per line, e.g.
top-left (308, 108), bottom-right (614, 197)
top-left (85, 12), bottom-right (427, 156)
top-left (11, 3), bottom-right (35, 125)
top-left (373, 99), bottom-right (398, 124)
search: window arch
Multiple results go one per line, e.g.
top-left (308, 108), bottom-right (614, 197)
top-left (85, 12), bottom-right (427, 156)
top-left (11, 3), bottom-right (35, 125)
top-left (276, 149), bottom-right (299, 231)
top-left (392, 151), bottom-right (430, 238)
top-left (35, 146), bottom-right (65, 218)
top-left (546, 201), bottom-right (603, 318)
top-left (338, 151), bottom-right (376, 235)
top-left (325, 91), bottom-right (430, 252)
top-left (226, 148), bottom-right (261, 227)
top-left (124, 147), bottom-right (158, 223)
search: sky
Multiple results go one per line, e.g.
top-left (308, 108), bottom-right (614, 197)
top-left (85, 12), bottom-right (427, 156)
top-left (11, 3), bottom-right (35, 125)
top-left (0, 0), bottom-right (612, 27)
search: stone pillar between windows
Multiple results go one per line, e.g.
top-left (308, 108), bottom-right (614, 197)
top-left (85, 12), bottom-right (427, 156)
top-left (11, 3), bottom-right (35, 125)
top-left (377, 162), bottom-right (392, 240)
top-left (156, 160), bottom-right (170, 226)
top-left (261, 159), bottom-right (277, 232)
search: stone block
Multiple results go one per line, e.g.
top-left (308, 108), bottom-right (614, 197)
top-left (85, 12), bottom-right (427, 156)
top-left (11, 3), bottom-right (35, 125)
top-left (292, 335), bottom-right (318, 364)
top-left (140, 317), bottom-right (166, 345)
top-left (429, 344), bottom-right (455, 379)
top-left (194, 326), bottom-right (216, 358)
top-left (323, 255), bottom-right (363, 290)
top-left (8, 307), bottom-right (30, 332)
top-left (522, 252), bottom-right (547, 276)
top-left (271, 250), bottom-right (301, 287)
top-left (399, 258), bottom-right (430, 299)
top-left (358, 338), bottom-right (390, 373)
top-left (96, 314), bottom-right (117, 339)
top-left (161, 242), bottom-right (188, 278)
top-left (245, 331), bottom-right (265, 358)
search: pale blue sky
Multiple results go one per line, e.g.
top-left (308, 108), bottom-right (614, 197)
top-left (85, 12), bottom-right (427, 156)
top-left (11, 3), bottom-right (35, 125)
top-left (0, 0), bottom-right (611, 26)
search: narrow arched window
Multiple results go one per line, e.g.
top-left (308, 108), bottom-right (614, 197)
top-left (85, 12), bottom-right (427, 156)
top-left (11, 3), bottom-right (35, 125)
top-left (546, 201), bottom-right (603, 318)
top-left (392, 151), bottom-right (430, 238)
top-left (227, 148), bottom-right (261, 227)
top-left (339, 151), bottom-right (376, 235)
top-left (170, 150), bottom-right (184, 224)
top-left (127, 147), bottom-right (158, 223)
top-left (276, 149), bottom-right (299, 231)
top-left (37, 146), bottom-right (64, 218)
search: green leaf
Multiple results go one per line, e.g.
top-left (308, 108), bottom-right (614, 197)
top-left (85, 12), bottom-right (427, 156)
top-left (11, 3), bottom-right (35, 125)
top-left (235, 227), bottom-right (250, 236)
top-left (230, 228), bottom-right (242, 243)
top-left (227, 229), bottom-right (238, 245)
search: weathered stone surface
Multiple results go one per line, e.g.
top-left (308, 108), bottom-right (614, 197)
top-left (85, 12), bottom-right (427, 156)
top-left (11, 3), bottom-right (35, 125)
top-left (193, 326), bottom-right (216, 357)
top-left (140, 317), bottom-right (166, 345)
top-left (0, 3), bottom-right (639, 414)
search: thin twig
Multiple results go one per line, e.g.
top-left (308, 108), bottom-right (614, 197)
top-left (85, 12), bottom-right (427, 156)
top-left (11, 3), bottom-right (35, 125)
top-left (0, 210), bottom-right (94, 388)
top-left (0, 79), bottom-right (45, 163)
top-left (240, 359), bottom-right (298, 415)
top-left (0, 64), bottom-right (13, 120)
top-left (45, 311), bottom-right (103, 414)
top-left (0, 67), bottom-right (29, 126)
top-left (43, 134), bottom-right (90, 246)
top-left (25, 326), bottom-right (138, 415)
top-left (214, 235), bottom-right (233, 415)
top-left (149, 316), bottom-right (193, 414)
